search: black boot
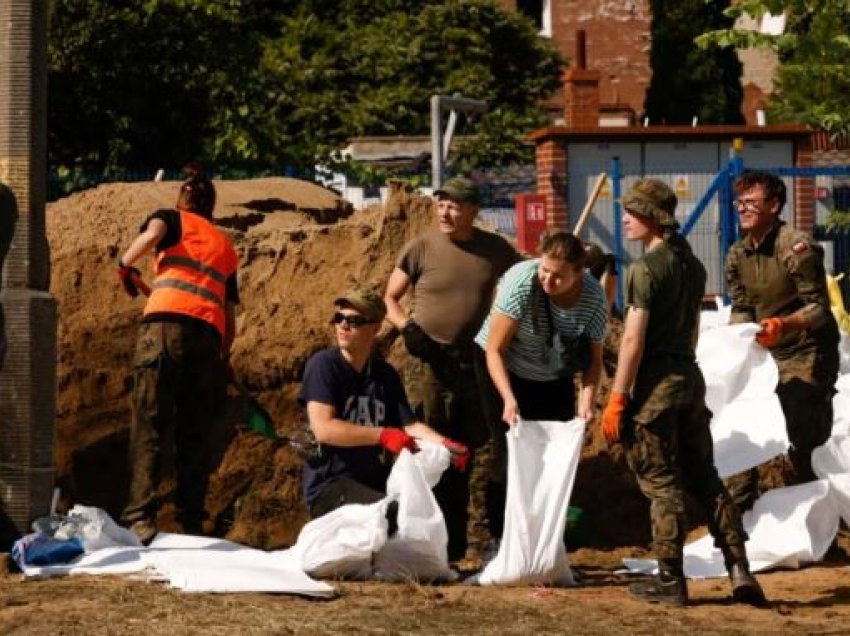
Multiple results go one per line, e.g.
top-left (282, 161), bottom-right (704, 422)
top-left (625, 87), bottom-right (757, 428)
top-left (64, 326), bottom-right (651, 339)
top-left (728, 561), bottom-right (767, 607)
top-left (629, 560), bottom-right (687, 607)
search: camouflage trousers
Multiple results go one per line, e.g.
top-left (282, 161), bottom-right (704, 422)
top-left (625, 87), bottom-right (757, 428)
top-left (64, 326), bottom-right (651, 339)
top-left (122, 320), bottom-right (224, 533)
top-left (404, 343), bottom-right (486, 561)
top-left (725, 345), bottom-right (838, 512)
top-left (623, 357), bottom-right (749, 565)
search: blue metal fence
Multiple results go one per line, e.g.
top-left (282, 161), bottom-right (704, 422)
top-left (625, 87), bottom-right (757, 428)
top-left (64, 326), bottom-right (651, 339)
top-left (605, 158), bottom-right (850, 308)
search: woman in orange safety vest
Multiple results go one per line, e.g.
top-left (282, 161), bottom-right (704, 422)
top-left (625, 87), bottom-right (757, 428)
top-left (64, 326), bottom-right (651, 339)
top-left (116, 163), bottom-right (239, 545)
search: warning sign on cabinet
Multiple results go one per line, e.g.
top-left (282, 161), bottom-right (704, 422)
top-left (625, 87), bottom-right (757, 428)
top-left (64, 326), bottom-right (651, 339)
top-left (674, 175), bottom-right (690, 198)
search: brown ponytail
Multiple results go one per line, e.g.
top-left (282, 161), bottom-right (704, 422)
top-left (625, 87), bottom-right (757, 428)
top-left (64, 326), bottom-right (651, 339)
top-left (176, 162), bottom-right (216, 218)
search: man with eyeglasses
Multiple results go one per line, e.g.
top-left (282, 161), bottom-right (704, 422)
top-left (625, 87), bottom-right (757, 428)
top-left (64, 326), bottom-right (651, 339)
top-left (725, 170), bottom-right (839, 511)
top-left (300, 288), bottom-right (469, 522)
top-left (384, 176), bottom-right (520, 562)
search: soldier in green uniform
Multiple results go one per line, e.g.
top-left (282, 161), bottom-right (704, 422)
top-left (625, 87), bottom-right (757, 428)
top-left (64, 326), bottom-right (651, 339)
top-left (725, 171), bottom-right (839, 511)
top-left (601, 179), bottom-right (765, 607)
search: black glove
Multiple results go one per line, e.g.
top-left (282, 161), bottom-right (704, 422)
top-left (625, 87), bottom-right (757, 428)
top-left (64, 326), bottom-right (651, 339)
top-left (117, 259), bottom-right (142, 298)
top-left (401, 320), bottom-right (436, 359)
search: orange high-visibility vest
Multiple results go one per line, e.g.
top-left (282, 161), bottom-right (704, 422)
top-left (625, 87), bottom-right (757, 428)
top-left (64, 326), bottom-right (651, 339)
top-left (143, 210), bottom-right (238, 337)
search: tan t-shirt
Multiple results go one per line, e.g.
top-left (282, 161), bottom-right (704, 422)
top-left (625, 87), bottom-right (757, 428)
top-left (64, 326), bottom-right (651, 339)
top-left (397, 228), bottom-right (520, 345)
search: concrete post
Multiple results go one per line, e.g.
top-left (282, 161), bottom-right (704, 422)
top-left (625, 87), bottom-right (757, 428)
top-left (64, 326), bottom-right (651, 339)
top-left (0, 0), bottom-right (58, 536)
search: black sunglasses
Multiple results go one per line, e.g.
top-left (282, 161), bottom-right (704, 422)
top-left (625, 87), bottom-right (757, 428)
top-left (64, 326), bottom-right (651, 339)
top-left (331, 312), bottom-right (374, 328)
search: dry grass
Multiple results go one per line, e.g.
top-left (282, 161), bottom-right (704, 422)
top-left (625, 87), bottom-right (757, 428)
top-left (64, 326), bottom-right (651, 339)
top-left (4, 551), bottom-right (850, 636)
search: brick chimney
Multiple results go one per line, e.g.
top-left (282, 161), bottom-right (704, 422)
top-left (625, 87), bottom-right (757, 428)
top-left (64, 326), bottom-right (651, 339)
top-left (564, 30), bottom-right (600, 128)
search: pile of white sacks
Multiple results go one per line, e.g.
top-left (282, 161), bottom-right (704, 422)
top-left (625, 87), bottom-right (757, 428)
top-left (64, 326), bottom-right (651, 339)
top-left (21, 309), bottom-right (850, 593)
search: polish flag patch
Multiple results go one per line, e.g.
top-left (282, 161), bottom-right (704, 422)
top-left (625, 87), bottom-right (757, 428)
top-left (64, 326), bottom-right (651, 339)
top-left (792, 241), bottom-right (809, 254)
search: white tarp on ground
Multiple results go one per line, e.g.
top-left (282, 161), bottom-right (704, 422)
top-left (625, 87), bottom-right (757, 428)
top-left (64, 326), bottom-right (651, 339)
top-left (476, 418), bottom-right (585, 587)
top-left (22, 442), bottom-right (454, 593)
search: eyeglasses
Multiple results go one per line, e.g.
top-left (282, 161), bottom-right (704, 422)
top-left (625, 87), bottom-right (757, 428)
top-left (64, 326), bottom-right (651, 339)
top-left (331, 312), bottom-right (374, 328)
top-left (734, 197), bottom-right (769, 211)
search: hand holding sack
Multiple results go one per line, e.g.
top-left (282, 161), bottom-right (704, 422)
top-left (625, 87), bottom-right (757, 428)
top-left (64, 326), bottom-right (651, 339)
top-left (756, 317), bottom-right (784, 348)
top-left (442, 438), bottom-right (470, 472)
top-left (379, 427), bottom-right (418, 454)
top-left (601, 392), bottom-right (629, 443)
top-left (117, 260), bottom-right (143, 298)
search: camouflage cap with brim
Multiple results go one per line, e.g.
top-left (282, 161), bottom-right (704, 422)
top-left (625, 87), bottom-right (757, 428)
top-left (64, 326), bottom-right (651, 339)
top-left (334, 288), bottom-right (387, 323)
top-left (620, 178), bottom-right (680, 229)
top-left (433, 176), bottom-right (481, 206)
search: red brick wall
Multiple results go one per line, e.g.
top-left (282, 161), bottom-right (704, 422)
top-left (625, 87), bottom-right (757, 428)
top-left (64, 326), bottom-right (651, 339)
top-left (498, 2), bottom-right (652, 121)
top-left (794, 138), bottom-right (815, 234)
top-left (536, 139), bottom-right (569, 229)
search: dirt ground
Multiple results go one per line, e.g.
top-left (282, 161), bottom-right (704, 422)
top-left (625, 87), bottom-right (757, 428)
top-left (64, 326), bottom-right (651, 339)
top-left (2, 176), bottom-right (849, 633)
top-left (3, 550), bottom-right (850, 635)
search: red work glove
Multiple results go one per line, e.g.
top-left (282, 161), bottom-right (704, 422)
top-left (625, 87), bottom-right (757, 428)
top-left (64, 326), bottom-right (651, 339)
top-left (379, 427), bottom-right (418, 454)
top-left (443, 438), bottom-right (470, 472)
top-left (601, 392), bottom-right (629, 443)
top-left (117, 260), bottom-right (142, 298)
top-left (756, 317), bottom-right (784, 348)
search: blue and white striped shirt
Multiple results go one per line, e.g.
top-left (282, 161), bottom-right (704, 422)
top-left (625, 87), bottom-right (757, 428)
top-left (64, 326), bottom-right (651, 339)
top-left (475, 259), bottom-right (607, 381)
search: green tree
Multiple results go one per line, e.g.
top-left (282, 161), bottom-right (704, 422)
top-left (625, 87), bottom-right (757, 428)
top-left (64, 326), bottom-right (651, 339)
top-left (48, 0), bottom-right (564, 174)
top-left (696, 0), bottom-right (850, 136)
top-left (645, 0), bottom-right (744, 125)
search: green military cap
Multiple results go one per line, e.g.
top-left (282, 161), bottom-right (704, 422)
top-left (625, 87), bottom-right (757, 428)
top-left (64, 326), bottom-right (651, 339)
top-left (620, 178), bottom-right (679, 229)
top-left (433, 176), bottom-right (481, 206)
top-left (334, 287), bottom-right (387, 323)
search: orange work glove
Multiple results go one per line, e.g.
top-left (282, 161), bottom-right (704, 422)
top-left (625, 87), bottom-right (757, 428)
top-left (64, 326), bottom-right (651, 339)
top-left (756, 317), bottom-right (784, 348)
top-left (601, 392), bottom-right (629, 443)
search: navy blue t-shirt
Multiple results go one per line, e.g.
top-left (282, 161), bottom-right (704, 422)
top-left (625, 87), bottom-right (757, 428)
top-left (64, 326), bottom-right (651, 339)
top-left (299, 348), bottom-right (414, 507)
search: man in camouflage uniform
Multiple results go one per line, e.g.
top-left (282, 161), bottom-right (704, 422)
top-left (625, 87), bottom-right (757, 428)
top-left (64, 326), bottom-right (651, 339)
top-left (384, 176), bottom-right (519, 562)
top-left (725, 170), bottom-right (839, 511)
top-left (601, 179), bottom-right (765, 607)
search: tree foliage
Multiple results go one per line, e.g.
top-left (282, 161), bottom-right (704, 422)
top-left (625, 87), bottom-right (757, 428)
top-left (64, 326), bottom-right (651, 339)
top-left (696, 0), bottom-right (850, 136)
top-left (644, 0), bottom-right (744, 125)
top-left (47, 0), bottom-right (563, 174)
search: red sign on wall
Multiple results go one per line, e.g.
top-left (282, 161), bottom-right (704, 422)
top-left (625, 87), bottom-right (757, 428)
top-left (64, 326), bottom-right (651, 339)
top-left (515, 193), bottom-right (547, 254)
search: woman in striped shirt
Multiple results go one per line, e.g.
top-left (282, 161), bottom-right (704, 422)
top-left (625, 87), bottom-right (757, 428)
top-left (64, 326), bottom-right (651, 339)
top-left (474, 231), bottom-right (607, 541)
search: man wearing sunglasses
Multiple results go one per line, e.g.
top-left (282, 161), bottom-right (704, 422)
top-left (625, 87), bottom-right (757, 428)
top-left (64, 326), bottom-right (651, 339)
top-left (300, 288), bottom-right (469, 522)
top-left (725, 170), bottom-right (839, 511)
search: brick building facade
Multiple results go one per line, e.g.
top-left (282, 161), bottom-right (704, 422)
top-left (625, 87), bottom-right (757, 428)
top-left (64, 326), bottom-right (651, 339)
top-left (499, 0), bottom-right (652, 124)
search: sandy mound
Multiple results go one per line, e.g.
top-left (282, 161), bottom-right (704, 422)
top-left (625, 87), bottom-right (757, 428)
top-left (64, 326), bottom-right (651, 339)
top-left (48, 177), bottom-right (435, 547)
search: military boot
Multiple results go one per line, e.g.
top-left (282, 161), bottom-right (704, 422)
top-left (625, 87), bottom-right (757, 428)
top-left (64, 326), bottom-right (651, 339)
top-left (629, 560), bottom-right (687, 607)
top-left (728, 561), bottom-right (767, 607)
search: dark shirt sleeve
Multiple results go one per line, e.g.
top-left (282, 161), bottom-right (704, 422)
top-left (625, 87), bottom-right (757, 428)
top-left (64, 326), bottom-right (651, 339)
top-left (141, 209), bottom-right (182, 251)
top-left (226, 274), bottom-right (239, 304)
top-left (625, 261), bottom-right (655, 310)
top-left (298, 352), bottom-right (340, 410)
top-left (725, 247), bottom-right (755, 324)
top-left (396, 237), bottom-right (423, 282)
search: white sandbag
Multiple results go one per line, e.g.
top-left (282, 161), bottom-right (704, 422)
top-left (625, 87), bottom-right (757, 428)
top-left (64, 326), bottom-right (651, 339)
top-left (373, 441), bottom-right (454, 582)
top-left (813, 434), bottom-right (850, 526)
top-left (291, 500), bottom-right (389, 580)
top-left (291, 440), bottom-right (453, 582)
top-left (832, 374), bottom-right (850, 437)
top-left (477, 418), bottom-right (585, 586)
top-left (621, 481), bottom-right (839, 579)
top-left (696, 323), bottom-right (788, 477)
top-left (839, 332), bottom-right (850, 375)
